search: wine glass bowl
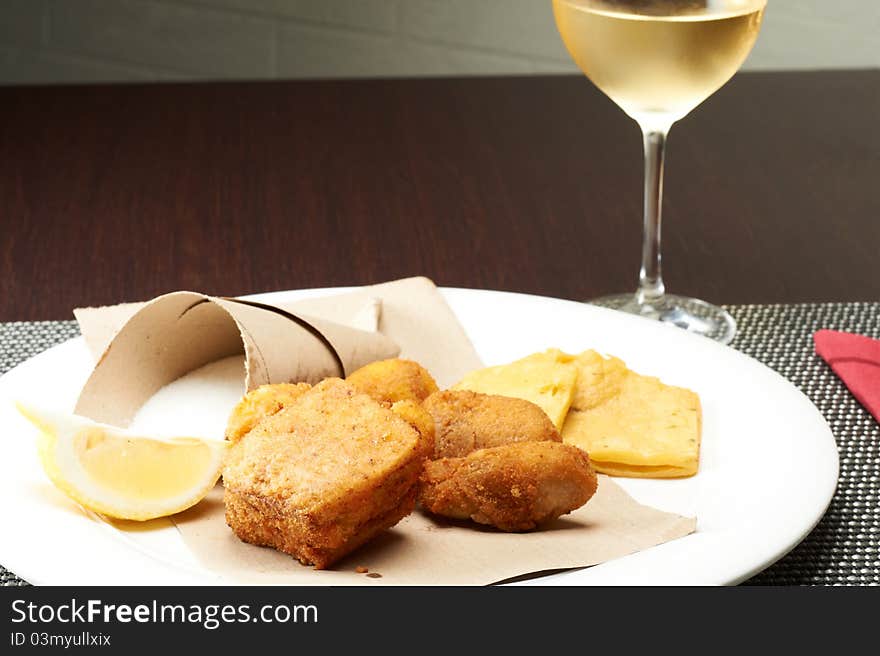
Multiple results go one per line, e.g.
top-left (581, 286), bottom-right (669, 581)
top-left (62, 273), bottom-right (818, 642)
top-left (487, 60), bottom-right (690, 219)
top-left (552, 0), bottom-right (767, 344)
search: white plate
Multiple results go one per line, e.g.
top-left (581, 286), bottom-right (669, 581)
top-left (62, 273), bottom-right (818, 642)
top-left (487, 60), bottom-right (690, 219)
top-left (0, 287), bottom-right (838, 586)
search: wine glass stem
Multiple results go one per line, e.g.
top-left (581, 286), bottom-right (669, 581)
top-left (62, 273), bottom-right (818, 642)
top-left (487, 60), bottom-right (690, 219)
top-left (637, 126), bottom-right (670, 305)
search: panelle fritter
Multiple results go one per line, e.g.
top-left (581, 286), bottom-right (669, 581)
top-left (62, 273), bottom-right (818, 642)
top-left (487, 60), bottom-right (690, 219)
top-left (223, 378), bottom-right (427, 569)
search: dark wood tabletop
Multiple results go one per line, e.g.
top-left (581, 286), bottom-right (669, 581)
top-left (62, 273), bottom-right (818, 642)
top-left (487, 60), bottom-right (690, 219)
top-left (1, 70), bottom-right (878, 321)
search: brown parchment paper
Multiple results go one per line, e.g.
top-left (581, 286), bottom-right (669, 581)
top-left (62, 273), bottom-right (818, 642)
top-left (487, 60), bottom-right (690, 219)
top-left (73, 295), bottom-right (381, 361)
top-left (74, 278), bottom-right (481, 389)
top-left (176, 478), bottom-right (695, 585)
top-left (73, 277), bottom-right (695, 585)
top-left (73, 292), bottom-right (400, 427)
top-left (290, 277), bottom-right (483, 388)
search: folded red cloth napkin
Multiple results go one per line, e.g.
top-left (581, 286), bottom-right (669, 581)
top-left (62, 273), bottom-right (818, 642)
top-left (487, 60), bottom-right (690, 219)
top-left (814, 329), bottom-right (880, 423)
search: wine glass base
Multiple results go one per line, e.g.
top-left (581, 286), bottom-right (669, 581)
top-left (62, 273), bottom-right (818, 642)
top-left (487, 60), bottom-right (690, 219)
top-left (589, 292), bottom-right (737, 345)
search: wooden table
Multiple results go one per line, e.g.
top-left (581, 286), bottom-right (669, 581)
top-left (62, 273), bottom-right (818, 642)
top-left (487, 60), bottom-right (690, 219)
top-left (1, 71), bottom-right (878, 321)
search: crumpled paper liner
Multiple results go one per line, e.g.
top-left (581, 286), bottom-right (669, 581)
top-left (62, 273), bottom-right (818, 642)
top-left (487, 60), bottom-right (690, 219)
top-left (176, 478), bottom-right (695, 585)
top-left (74, 292), bottom-right (399, 427)
top-left (72, 276), bottom-right (696, 584)
top-left (74, 277), bottom-right (483, 392)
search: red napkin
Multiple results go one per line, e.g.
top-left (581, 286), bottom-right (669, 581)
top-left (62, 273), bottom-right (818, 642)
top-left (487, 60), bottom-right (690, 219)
top-left (814, 329), bottom-right (880, 423)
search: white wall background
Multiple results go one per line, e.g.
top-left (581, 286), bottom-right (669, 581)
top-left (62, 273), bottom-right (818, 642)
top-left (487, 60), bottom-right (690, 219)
top-left (0, 1), bottom-right (877, 85)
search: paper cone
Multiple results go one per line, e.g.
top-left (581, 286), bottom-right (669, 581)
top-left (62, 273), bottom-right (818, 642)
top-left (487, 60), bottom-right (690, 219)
top-left (74, 294), bottom-right (383, 361)
top-left (74, 291), bottom-right (399, 426)
top-left (74, 277), bottom-right (483, 425)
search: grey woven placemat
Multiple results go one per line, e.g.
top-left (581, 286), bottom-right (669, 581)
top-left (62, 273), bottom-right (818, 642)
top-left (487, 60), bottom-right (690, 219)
top-left (2, 304), bottom-right (878, 586)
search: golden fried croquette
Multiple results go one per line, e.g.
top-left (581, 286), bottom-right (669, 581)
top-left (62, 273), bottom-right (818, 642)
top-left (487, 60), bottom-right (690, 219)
top-left (390, 400), bottom-right (435, 458)
top-left (223, 378), bottom-right (424, 569)
top-left (419, 441), bottom-right (597, 531)
top-left (225, 382), bottom-right (312, 443)
top-left (346, 358), bottom-right (438, 405)
top-left (423, 390), bottom-right (560, 460)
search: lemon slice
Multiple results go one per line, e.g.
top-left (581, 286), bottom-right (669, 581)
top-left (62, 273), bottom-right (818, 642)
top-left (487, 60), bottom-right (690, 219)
top-left (16, 403), bottom-right (228, 521)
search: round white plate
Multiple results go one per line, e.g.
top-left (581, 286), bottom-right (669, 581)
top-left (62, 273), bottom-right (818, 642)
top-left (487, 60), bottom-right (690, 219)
top-left (0, 287), bottom-right (838, 586)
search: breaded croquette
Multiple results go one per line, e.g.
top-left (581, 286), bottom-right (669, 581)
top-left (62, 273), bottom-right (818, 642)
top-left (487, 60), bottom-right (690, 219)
top-left (390, 400), bottom-right (435, 458)
top-left (346, 358), bottom-right (438, 405)
top-left (419, 441), bottom-right (597, 531)
top-left (225, 382), bottom-right (312, 443)
top-left (223, 378), bottom-right (424, 569)
top-left (423, 390), bottom-right (561, 459)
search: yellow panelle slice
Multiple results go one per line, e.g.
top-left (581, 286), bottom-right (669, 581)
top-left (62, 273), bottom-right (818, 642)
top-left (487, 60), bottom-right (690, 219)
top-left (452, 350), bottom-right (577, 429)
top-left (17, 403), bottom-right (227, 520)
top-left (561, 351), bottom-right (702, 478)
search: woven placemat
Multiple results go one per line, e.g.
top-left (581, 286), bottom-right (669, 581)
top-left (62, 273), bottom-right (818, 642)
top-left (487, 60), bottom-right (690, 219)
top-left (2, 304), bottom-right (878, 586)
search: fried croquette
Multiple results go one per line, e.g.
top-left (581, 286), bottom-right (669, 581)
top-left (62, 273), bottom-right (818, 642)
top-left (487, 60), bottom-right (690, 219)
top-left (390, 400), bottom-right (435, 458)
top-left (225, 382), bottom-right (312, 443)
top-left (423, 390), bottom-right (561, 460)
top-left (346, 358), bottom-right (438, 405)
top-left (419, 441), bottom-right (597, 531)
top-left (223, 378), bottom-right (425, 569)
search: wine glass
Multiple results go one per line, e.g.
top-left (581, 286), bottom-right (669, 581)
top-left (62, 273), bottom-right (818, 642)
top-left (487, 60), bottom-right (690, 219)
top-left (552, 0), bottom-right (766, 343)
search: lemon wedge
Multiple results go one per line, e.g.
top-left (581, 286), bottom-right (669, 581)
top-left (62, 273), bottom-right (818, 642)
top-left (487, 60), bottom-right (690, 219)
top-left (16, 403), bottom-right (228, 521)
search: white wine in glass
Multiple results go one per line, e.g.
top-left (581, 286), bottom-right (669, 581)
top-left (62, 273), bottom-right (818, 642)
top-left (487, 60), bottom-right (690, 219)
top-left (552, 0), bottom-right (766, 343)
